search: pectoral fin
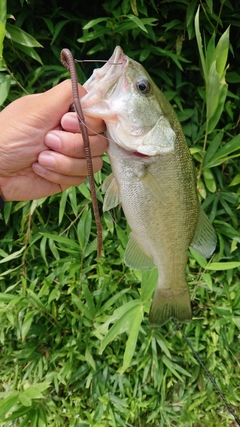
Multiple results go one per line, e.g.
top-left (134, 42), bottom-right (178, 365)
top-left (136, 168), bottom-right (166, 205)
top-left (124, 233), bottom-right (155, 270)
top-left (102, 173), bottom-right (121, 212)
top-left (190, 207), bottom-right (217, 258)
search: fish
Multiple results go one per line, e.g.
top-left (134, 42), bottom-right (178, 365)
top-left (81, 46), bottom-right (217, 326)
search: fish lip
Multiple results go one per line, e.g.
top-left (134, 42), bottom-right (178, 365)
top-left (83, 46), bottom-right (127, 93)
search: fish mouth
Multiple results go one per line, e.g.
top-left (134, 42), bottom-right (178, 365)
top-left (132, 151), bottom-right (150, 158)
top-left (84, 46), bottom-right (127, 93)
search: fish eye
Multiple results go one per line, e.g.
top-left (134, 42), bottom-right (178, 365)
top-left (136, 79), bottom-right (150, 94)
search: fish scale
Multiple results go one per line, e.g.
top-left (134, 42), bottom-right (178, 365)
top-left (81, 46), bottom-right (217, 326)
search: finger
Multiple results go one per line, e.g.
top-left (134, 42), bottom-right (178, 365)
top-left (32, 163), bottom-right (85, 188)
top-left (45, 130), bottom-right (108, 158)
top-left (61, 112), bottom-right (106, 134)
top-left (35, 151), bottom-right (104, 176)
top-left (37, 81), bottom-right (88, 129)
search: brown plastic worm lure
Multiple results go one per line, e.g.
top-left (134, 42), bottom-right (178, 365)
top-left (60, 48), bottom-right (102, 257)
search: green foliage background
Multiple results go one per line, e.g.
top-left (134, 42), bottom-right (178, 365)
top-left (0, 0), bottom-right (240, 426)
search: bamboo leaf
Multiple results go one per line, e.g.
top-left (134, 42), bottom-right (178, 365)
top-left (119, 305), bottom-right (143, 373)
top-left (100, 301), bottom-right (141, 353)
top-left (6, 23), bottom-right (42, 47)
top-left (0, 394), bottom-right (19, 420)
top-left (194, 7), bottom-right (207, 81)
top-left (206, 262), bottom-right (240, 271)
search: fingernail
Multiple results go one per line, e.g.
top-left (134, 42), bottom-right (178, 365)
top-left (39, 153), bottom-right (56, 168)
top-left (45, 132), bottom-right (61, 150)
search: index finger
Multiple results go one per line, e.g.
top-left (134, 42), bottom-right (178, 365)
top-left (61, 112), bottom-right (106, 135)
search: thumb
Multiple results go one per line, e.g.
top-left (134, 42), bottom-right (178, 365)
top-left (40, 80), bottom-right (87, 120)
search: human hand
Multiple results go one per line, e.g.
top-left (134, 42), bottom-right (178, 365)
top-left (0, 80), bottom-right (108, 201)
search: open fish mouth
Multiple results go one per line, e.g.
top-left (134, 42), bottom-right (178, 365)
top-left (84, 46), bottom-right (127, 93)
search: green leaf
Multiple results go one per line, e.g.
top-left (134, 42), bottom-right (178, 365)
top-left (6, 23), bottom-right (42, 47)
top-left (203, 131), bottom-right (223, 168)
top-left (119, 304), bottom-right (143, 373)
top-left (21, 310), bottom-right (35, 341)
top-left (0, 0), bottom-right (6, 26)
top-left (189, 247), bottom-right (208, 268)
top-left (100, 300), bottom-right (141, 353)
top-left (59, 190), bottom-right (67, 225)
top-left (0, 246), bottom-right (25, 264)
top-left (229, 174), bottom-right (240, 187)
top-left (162, 355), bottom-right (184, 382)
top-left (203, 168), bottom-right (216, 193)
top-left (206, 262), bottom-right (240, 271)
top-left (12, 42), bottom-right (43, 64)
top-left (0, 20), bottom-right (5, 57)
top-left (23, 383), bottom-right (50, 400)
top-left (123, 14), bottom-right (148, 33)
top-left (194, 6), bottom-right (207, 81)
top-left (232, 317), bottom-right (240, 329)
top-left (0, 74), bottom-right (11, 105)
top-left (40, 232), bottom-right (80, 251)
top-left (205, 133), bottom-right (240, 168)
top-left (141, 268), bottom-right (158, 302)
top-left (77, 207), bottom-right (92, 252)
top-left (0, 394), bottom-right (19, 420)
top-left (214, 26), bottom-right (230, 76)
top-left (82, 17), bottom-right (111, 30)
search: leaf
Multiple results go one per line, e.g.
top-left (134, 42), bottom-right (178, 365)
top-left (194, 6), bottom-right (207, 81)
top-left (40, 233), bottom-right (80, 251)
top-left (119, 304), bottom-right (144, 373)
top-left (71, 293), bottom-right (94, 320)
top-left (6, 23), bottom-right (42, 47)
top-left (189, 247), bottom-right (208, 268)
top-left (0, 246), bottom-right (25, 264)
top-left (82, 18), bottom-right (111, 30)
top-left (77, 207), bottom-right (92, 252)
top-left (232, 317), bottom-right (240, 329)
top-left (0, 20), bottom-right (5, 57)
top-left (141, 268), bottom-right (158, 302)
top-left (59, 190), bottom-right (67, 225)
top-left (23, 383), bottom-right (50, 399)
top-left (12, 42), bottom-right (43, 64)
top-left (21, 310), bottom-right (35, 341)
top-left (203, 131), bottom-right (223, 168)
top-left (0, 0), bottom-right (7, 26)
top-left (203, 168), bottom-right (216, 193)
top-left (0, 74), bottom-right (11, 105)
top-left (0, 394), bottom-right (19, 420)
top-left (229, 174), bottom-right (240, 187)
top-left (206, 262), bottom-right (240, 271)
top-left (214, 26), bottom-right (230, 76)
top-left (99, 300), bottom-right (141, 353)
top-left (162, 355), bottom-right (184, 382)
top-left (123, 14), bottom-right (148, 33)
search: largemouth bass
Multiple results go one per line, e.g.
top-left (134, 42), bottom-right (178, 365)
top-left (81, 46), bottom-right (217, 326)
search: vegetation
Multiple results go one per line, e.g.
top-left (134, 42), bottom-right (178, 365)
top-left (0, 0), bottom-right (240, 425)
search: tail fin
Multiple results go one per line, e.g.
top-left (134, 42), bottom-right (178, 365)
top-left (149, 287), bottom-right (192, 326)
